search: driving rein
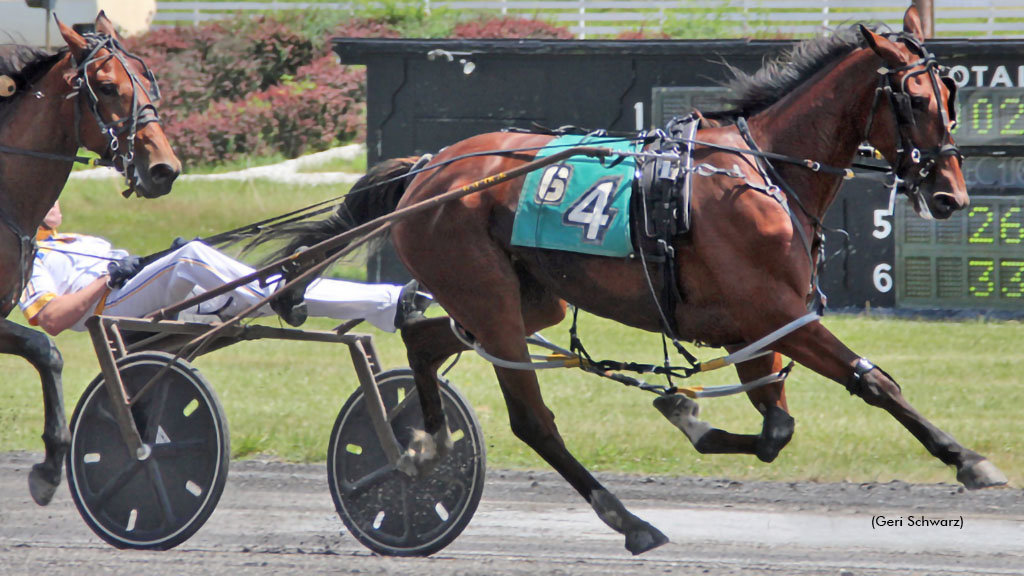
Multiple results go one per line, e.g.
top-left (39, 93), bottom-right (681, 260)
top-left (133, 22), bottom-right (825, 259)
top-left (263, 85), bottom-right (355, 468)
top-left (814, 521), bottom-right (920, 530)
top-left (0, 33), bottom-right (162, 315)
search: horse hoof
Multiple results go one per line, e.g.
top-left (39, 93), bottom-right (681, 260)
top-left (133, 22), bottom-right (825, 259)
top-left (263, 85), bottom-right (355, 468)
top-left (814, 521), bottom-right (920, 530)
top-left (626, 523), bottom-right (670, 555)
top-left (755, 406), bottom-right (795, 463)
top-left (654, 394), bottom-right (711, 446)
top-left (957, 459), bottom-right (1008, 490)
top-left (28, 464), bottom-right (60, 506)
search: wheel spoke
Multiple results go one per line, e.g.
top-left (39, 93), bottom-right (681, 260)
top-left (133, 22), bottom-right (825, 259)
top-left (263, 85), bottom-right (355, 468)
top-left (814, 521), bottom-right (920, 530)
top-left (386, 387), bottom-right (418, 423)
top-left (142, 380), bottom-right (171, 444)
top-left (342, 463), bottom-right (398, 499)
top-left (150, 439), bottom-right (207, 457)
top-left (93, 460), bottom-right (144, 508)
top-left (145, 458), bottom-right (178, 526)
top-left (93, 402), bottom-right (120, 427)
top-left (395, 480), bottom-right (414, 544)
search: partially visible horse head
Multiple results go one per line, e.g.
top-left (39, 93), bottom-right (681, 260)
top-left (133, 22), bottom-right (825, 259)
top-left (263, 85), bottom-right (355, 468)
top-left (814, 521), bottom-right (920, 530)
top-left (859, 7), bottom-right (965, 220)
top-left (58, 12), bottom-right (180, 198)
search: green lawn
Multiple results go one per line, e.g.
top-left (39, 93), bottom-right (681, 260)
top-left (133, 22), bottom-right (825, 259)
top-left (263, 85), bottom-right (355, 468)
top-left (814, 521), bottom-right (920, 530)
top-left (1, 175), bottom-right (1021, 487)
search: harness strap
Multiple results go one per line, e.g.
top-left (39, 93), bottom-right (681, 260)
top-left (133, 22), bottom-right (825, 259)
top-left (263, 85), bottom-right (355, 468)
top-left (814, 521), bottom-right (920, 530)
top-left (0, 210), bottom-right (36, 316)
top-left (735, 118), bottom-right (824, 309)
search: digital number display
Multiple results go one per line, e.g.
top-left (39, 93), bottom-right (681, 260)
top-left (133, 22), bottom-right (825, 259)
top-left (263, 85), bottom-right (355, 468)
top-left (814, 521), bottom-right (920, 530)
top-left (952, 87), bottom-right (1024, 147)
top-left (896, 196), bottom-right (1024, 309)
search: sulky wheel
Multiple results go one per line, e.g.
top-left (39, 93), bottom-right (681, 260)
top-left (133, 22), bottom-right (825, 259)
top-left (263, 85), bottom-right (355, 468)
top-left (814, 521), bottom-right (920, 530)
top-left (327, 368), bottom-right (485, 556)
top-left (67, 352), bottom-right (229, 550)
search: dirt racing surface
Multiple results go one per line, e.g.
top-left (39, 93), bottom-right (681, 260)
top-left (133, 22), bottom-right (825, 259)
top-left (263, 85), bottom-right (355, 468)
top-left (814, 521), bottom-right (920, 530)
top-left (2, 451), bottom-right (1022, 575)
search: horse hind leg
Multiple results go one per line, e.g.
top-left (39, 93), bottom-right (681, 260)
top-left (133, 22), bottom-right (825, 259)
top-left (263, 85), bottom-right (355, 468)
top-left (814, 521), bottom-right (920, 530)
top-left (0, 319), bottom-right (69, 505)
top-left (396, 316), bottom-right (467, 477)
top-left (402, 263), bottom-right (666, 554)
top-left (654, 352), bottom-right (794, 463)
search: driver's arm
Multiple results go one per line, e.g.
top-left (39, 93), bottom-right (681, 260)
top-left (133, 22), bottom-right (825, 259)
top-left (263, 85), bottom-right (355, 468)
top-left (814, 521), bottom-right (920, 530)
top-left (32, 276), bottom-right (110, 336)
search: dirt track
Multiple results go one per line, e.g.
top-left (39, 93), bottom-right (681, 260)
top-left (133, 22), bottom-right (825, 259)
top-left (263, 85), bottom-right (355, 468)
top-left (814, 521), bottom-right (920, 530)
top-left (1, 451), bottom-right (1022, 575)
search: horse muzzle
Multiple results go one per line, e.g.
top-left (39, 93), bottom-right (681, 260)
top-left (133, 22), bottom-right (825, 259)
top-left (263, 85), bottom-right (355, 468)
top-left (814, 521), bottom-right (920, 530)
top-left (125, 159), bottom-right (180, 198)
top-left (928, 191), bottom-right (965, 220)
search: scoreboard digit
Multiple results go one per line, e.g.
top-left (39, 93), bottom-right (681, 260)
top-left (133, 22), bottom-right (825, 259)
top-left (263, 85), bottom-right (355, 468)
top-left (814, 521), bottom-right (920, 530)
top-left (897, 196), bottom-right (1024, 309)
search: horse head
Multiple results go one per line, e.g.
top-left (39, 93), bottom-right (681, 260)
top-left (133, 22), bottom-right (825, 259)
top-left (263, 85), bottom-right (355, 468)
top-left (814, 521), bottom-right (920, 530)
top-left (859, 7), bottom-right (965, 220)
top-left (58, 12), bottom-right (180, 198)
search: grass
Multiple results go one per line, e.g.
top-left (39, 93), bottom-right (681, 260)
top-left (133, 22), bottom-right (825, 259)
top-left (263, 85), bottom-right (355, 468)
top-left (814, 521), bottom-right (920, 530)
top-left (2, 175), bottom-right (1022, 487)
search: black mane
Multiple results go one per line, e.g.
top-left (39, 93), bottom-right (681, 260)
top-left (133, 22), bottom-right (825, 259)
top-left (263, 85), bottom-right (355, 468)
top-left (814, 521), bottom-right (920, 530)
top-left (714, 25), bottom-right (870, 119)
top-left (0, 44), bottom-right (64, 123)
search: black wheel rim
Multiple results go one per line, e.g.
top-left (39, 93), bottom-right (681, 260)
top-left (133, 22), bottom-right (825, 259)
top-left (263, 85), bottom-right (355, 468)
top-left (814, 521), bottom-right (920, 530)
top-left (68, 356), bottom-right (227, 548)
top-left (329, 373), bottom-right (484, 555)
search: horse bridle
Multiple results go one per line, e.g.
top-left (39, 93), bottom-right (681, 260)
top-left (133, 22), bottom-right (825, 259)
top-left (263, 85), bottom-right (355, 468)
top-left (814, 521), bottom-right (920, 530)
top-left (0, 34), bottom-right (162, 315)
top-left (862, 33), bottom-right (962, 214)
top-left (69, 33), bottom-right (163, 196)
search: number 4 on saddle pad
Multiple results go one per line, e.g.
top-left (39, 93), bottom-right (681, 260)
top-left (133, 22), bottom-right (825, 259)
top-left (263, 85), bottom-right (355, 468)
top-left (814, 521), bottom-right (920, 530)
top-left (511, 135), bottom-right (639, 257)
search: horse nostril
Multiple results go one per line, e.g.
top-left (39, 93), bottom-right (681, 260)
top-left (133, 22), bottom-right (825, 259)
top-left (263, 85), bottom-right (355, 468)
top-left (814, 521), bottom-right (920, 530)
top-left (149, 163), bottom-right (179, 186)
top-left (932, 194), bottom-right (959, 218)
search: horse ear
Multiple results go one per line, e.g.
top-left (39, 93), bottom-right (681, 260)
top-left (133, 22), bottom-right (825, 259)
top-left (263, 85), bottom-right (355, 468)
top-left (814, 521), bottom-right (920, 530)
top-left (859, 24), bottom-right (907, 66)
top-left (95, 11), bottom-right (121, 40)
top-left (903, 5), bottom-right (925, 42)
top-left (56, 15), bottom-right (89, 64)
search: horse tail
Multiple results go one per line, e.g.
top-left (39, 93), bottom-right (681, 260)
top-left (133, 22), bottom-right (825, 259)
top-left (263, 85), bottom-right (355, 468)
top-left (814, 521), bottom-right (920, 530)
top-left (257, 156), bottom-right (419, 265)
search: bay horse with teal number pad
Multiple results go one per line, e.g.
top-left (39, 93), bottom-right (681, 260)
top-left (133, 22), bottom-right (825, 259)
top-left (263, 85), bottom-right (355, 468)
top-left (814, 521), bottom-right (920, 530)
top-left (0, 13), bottom-right (180, 506)
top-left (269, 6), bottom-right (1006, 554)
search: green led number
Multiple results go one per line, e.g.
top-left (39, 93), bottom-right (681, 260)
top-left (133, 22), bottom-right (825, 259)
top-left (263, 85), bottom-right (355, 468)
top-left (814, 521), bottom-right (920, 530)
top-left (969, 259), bottom-right (996, 298)
top-left (1000, 97), bottom-right (1024, 135)
top-left (1002, 206), bottom-right (1022, 245)
top-left (968, 206), bottom-right (995, 244)
top-left (972, 97), bottom-right (993, 135)
top-left (1002, 260), bottom-right (1024, 299)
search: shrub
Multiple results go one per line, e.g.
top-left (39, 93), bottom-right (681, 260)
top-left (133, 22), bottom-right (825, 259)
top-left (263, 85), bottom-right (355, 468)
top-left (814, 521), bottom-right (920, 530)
top-left (331, 17), bottom-right (402, 40)
top-left (615, 29), bottom-right (671, 40)
top-left (166, 55), bottom-right (365, 168)
top-left (452, 17), bottom-right (574, 39)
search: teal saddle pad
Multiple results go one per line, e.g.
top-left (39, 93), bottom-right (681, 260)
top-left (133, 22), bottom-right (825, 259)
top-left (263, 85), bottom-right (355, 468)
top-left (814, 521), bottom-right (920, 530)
top-left (511, 135), bottom-right (639, 257)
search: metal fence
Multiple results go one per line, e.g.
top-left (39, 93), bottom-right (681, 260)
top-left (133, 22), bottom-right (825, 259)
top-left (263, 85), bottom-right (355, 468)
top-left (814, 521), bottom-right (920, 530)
top-left (154, 0), bottom-right (1024, 38)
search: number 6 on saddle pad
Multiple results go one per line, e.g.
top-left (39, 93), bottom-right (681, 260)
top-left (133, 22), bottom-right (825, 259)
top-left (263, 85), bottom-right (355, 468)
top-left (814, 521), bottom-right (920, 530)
top-left (511, 135), bottom-right (640, 257)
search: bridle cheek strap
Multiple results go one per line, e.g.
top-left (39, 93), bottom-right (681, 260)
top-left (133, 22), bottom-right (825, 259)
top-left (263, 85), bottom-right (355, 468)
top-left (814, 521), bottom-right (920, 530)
top-left (862, 40), bottom-right (962, 202)
top-left (71, 34), bottom-right (163, 194)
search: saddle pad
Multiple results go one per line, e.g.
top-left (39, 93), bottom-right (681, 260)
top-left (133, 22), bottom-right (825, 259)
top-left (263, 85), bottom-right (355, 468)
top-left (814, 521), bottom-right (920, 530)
top-left (511, 135), bottom-right (638, 257)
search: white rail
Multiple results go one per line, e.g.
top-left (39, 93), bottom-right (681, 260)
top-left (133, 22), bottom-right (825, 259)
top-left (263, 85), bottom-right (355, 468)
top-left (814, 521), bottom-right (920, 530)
top-left (154, 0), bottom-right (1024, 38)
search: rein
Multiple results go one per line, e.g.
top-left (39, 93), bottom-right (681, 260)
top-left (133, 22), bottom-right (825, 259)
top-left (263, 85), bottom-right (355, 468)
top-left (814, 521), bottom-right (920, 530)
top-left (70, 34), bottom-right (163, 197)
top-left (0, 34), bottom-right (159, 313)
top-left (862, 33), bottom-right (962, 217)
top-left (0, 144), bottom-right (114, 167)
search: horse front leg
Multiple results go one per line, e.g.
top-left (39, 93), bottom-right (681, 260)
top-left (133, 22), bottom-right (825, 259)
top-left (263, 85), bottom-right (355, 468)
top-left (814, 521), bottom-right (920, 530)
top-left (737, 352), bottom-right (795, 462)
top-left (654, 352), bottom-right (794, 462)
top-left (775, 320), bottom-right (1007, 489)
top-left (491, 351), bottom-right (668, 555)
top-left (0, 319), bottom-right (69, 505)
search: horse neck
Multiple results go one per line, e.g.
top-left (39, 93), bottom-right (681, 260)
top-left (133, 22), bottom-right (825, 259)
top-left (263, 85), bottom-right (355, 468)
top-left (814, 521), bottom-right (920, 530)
top-left (0, 54), bottom-right (79, 235)
top-left (745, 48), bottom-right (880, 220)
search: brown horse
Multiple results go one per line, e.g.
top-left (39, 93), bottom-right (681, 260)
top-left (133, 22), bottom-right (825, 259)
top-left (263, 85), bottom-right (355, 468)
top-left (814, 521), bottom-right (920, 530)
top-left (0, 14), bottom-right (180, 505)
top-left (270, 6), bottom-right (1006, 554)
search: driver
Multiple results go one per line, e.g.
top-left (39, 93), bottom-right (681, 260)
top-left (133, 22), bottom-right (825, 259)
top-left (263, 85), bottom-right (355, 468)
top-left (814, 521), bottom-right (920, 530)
top-left (20, 202), bottom-right (429, 336)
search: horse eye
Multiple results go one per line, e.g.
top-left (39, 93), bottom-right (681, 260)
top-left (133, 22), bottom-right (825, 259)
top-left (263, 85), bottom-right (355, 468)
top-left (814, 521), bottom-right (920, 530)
top-left (97, 83), bottom-right (119, 97)
top-left (910, 96), bottom-right (929, 110)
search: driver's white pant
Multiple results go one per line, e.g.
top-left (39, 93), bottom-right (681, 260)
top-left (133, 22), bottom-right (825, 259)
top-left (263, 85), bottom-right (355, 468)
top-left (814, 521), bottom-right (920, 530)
top-left (87, 241), bottom-right (403, 332)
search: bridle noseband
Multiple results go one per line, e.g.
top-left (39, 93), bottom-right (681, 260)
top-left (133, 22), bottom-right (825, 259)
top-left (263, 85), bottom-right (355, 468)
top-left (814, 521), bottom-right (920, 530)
top-left (69, 33), bottom-right (163, 195)
top-left (0, 34), bottom-right (163, 315)
top-left (862, 33), bottom-right (962, 214)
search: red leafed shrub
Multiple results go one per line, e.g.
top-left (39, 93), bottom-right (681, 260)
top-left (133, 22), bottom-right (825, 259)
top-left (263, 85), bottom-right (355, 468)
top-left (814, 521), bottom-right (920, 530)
top-left (166, 55), bottom-right (365, 167)
top-left (331, 18), bottom-right (402, 39)
top-left (452, 17), bottom-right (573, 39)
top-left (164, 98), bottom-right (273, 166)
top-left (263, 56), bottom-right (366, 158)
top-left (615, 29), bottom-right (671, 40)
